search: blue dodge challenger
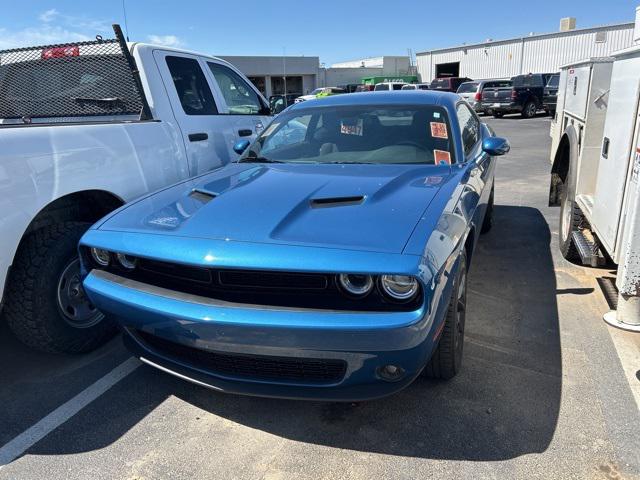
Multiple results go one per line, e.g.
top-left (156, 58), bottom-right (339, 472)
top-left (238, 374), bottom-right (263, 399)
top-left (80, 91), bottom-right (509, 401)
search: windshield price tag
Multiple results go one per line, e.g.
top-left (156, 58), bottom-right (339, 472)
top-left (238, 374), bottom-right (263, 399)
top-left (434, 150), bottom-right (451, 165)
top-left (430, 122), bottom-right (448, 139)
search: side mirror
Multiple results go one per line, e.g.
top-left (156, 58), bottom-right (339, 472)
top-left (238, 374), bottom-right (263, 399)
top-left (482, 136), bottom-right (510, 156)
top-left (233, 139), bottom-right (250, 155)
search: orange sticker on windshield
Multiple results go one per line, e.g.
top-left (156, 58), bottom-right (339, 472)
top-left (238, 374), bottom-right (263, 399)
top-left (430, 122), bottom-right (448, 139)
top-left (434, 150), bottom-right (451, 165)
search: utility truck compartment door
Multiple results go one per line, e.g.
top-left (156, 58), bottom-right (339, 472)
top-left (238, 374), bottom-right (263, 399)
top-left (591, 54), bottom-right (640, 259)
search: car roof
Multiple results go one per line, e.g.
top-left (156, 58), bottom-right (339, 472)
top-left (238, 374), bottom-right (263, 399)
top-left (288, 91), bottom-right (459, 110)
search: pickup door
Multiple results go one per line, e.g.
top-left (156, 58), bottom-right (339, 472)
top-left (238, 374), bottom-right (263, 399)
top-left (153, 50), bottom-right (270, 176)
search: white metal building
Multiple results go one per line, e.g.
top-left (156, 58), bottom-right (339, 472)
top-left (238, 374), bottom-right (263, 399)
top-left (217, 56), bottom-right (320, 98)
top-left (416, 21), bottom-right (636, 82)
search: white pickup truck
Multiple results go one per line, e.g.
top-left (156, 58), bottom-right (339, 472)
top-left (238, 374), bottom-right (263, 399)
top-left (0, 25), bottom-right (272, 352)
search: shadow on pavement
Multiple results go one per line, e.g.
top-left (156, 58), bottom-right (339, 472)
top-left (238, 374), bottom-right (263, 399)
top-left (21, 205), bottom-right (561, 463)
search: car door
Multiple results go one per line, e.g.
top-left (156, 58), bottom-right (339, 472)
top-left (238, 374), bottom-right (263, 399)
top-left (153, 50), bottom-right (235, 175)
top-left (456, 102), bottom-right (492, 233)
top-left (204, 60), bottom-right (271, 151)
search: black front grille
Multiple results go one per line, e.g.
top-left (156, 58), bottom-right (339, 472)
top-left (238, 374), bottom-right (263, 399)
top-left (82, 249), bottom-right (422, 312)
top-left (136, 330), bottom-right (347, 384)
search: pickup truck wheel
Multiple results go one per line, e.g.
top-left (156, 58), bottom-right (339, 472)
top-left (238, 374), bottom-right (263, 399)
top-left (4, 222), bottom-right (116, 353)
top-left (492, 112), bottom-right (504, 118)
top-left (522, 101), bottom-right (537, 119)
top-left (423, 251), bottom-right (467, 380)
top-left (481, 187), bottom-right (494, 234)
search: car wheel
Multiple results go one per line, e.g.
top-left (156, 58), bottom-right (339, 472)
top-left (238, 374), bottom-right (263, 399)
top-left (558, 164), bottom-right (584, 262)
top-left (522, 101), bottom-right (537, 118)
top-left (492, 112), bottom-right (504, 118)
top-left (3, 221), bottom-right (117, 353)
top-left (481, 186), bottom-right (494, 234)
top-left (423, 251), bottom-right (467, 380)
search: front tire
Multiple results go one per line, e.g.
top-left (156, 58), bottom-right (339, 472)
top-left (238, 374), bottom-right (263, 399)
top-left (4, 222), bottom-right (117, 353)
top-left (423, 251), bottom-right (467, 380)
top-left (481, 187), bottom-right (494, 234)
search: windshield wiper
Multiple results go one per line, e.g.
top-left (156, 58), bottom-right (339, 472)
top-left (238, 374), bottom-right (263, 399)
top-left (239, 157), bottom-right (284, 164)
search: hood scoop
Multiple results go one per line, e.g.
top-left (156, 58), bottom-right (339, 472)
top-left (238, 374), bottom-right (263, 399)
top-left (189, 188), bottom-right (217, 204)
top-left (310, 195), bottom-right (365, 208)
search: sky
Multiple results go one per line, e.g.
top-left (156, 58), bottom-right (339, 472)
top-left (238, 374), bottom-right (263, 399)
top-left (0, 1), bottom-right (637, 65)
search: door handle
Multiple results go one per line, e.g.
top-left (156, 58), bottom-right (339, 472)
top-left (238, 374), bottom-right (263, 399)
top-left (188, 132), bottom-right (208, 142)
top-left (238, 129), bottom-right (253, 137)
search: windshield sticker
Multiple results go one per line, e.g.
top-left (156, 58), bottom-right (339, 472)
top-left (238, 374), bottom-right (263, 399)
top-left (340, 118), bottom-right (363, 136)
top-left (262, 122), bottom-right (280, 137)
top-left (430, 122), bottom-right (448, 139)
top-left (434, 150), bottom-right (452, 165)
top-left (433, 112), bottom-right (441, 119)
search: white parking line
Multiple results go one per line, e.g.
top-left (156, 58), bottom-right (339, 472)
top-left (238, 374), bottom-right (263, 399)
top-left (0, 357), bottom-right (140, 468)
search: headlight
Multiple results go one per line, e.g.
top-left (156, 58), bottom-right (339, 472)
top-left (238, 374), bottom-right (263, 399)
top-left (380, 275), bottom-right (419, 301)
top-left (338, 274), bottom-right (373, 296)
top-left (90, 247), bottom-right (111, 267)
top-left (116, 253), bottom-right (137, 269)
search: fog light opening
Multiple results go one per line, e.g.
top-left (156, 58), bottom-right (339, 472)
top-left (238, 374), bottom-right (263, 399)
top-left (377, 364), bottom-right (406, 382)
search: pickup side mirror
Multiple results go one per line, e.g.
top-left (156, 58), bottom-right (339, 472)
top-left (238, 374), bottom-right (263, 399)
top-left (483, 136), bottom-right (510, 156)
top-left (233, 139), bottom-right (250, 155)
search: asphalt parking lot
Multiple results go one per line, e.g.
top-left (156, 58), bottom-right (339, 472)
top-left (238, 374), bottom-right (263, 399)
top-left (1, 114), bottom-right (639, 480)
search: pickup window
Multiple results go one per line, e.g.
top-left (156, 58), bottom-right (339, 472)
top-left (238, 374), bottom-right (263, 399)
top-left (513, 75), bottom-right (544, 88)
top-left (207, 62), bottom-right (263, 115)
top-left (166, 56), bottom-right (218, 115)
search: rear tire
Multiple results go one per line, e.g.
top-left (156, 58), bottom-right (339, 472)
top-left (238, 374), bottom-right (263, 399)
top-left (492, 112), bottom-right (504, 118)
top-left (522, 101), bottom-right (537, 118)
top-left (4, 222), bottom-right (117, 353)
top-left (423, 252), bottom-right (467, 380)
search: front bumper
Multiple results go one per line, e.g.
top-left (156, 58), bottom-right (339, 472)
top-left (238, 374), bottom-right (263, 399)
top-left (84, 270), bottom-right (443, 401)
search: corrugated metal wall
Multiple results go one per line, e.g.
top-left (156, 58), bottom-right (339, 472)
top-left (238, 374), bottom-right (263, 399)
top-left (416, 23), bottom-right (635, 82)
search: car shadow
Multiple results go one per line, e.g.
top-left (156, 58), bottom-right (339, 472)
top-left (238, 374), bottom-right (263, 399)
top-left (21, 205), bottom-right (561, 463)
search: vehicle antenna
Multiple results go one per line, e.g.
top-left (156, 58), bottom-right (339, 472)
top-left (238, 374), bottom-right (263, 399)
top-left (122, 0), bottom-right (130, 41)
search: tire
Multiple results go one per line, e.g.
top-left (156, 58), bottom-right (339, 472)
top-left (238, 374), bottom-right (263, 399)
top-left (522, 101), bottom-right (537, 118)
top-left (492, 112), bottom-right (504, 118)
top-left (558, 169), bottom-right (584, 262)
top-left (3, 221), bottom-right (117, 353)
top-left (423, 251), bottom-right (467, 380)
top-left (481, 187), bottom-right (494, 234)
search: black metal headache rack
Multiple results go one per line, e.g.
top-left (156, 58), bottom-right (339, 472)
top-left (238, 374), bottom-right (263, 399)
top-left (0, 24), bottom-right (151, 123)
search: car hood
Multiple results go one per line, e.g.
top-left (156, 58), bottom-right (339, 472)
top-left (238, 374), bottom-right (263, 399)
top-left (99, 163), bottom-right (454, 254)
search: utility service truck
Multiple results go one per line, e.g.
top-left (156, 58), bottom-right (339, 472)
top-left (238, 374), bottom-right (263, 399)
top-left (549, 19), bottom-right (640, 331)
top-left (0, 25), bottom-right (272, 352)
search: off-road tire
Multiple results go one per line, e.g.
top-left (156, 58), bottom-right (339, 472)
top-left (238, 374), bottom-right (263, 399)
top-left (423, 252), bottom-right (467, 380)
top-left (481, 187), bottom-right (494, 234)
top-left (3, 221), bottom-right (116, 353)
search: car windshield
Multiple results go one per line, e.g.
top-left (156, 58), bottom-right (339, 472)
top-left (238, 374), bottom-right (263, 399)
top-left (238, 104), bottom-right (454, 165)
top-left (310, 88), bottom-right (324, 95)
top-left (430, 78), bottom-right (451, 89)
top-left (547, 75), bottom-right (560, 87)
top-left (457, 82), bottom-right (479, 93)
top-left (374, 84), bottom-right (389, 91)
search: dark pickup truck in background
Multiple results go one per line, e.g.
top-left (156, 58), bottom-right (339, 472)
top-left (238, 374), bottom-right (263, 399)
top-left (543, 73), bottom-right (560, 115)
top-left (482, 72), bottom-right (555, 118)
